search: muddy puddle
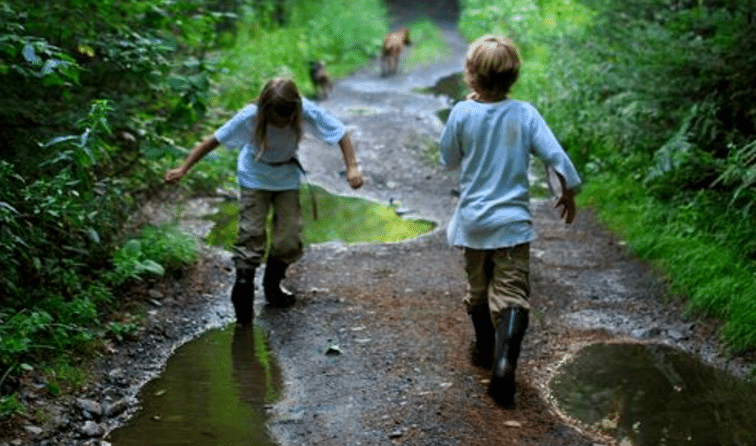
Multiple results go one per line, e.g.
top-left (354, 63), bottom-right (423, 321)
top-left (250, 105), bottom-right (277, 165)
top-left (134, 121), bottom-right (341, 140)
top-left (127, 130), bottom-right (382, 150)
top-left (418, 71), bottom-right (466, 123)
top-left (549, 342), bottom-right (756, 446)
top-left (107, 325), bottom-right (281, 446)
top-left (204, 183), bottom-right (436, 250)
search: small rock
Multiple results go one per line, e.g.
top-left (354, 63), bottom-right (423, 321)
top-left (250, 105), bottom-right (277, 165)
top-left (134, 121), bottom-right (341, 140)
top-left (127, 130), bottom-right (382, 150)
top-left (667, 329), bottom-right (687, 341)
top-left (631, 326), bottom-right (661, 339)
top-left (80, 420), bottom-right (105, 437)
top-left (23, 425), bottom-right (43, 436)
top-left (504, 420), bottom-right (522, 427)
top-left (77, 398), bottom-right (103, 418)
top-left (325, 344), bottom-right (341, 356)
top-left (148, 289), bottom-right (164, 299)
top-left (108, 368), bottom-right (126, 381)
top-left (388, 428), bottom-right (404, 439)
top-left (103, 398), bottom-right (130, 417)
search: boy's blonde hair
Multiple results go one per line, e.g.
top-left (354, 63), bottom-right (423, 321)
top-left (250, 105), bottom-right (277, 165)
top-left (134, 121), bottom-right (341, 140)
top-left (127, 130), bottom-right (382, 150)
top-left (464, 35), bottom-right (521, 101)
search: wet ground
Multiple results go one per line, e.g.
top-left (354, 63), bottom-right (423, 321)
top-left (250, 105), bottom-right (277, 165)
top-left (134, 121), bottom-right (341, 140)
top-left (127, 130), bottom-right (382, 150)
top-left (4, 3), bottom-right (756, 446)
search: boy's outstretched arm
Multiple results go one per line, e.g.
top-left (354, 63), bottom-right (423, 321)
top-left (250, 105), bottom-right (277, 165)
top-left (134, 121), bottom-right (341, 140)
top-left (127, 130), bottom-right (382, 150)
top-left (339, 134), bottom-right (363, 189)
top-left (164, 135), bottom-right (220, 184)
top-left (554, 171), bottom-right (577, 224)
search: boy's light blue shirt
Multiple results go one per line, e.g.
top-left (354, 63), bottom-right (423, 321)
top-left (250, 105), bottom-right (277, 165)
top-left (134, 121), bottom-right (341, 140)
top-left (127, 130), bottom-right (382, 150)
top-left (214, 98), bottom-right (346, 191)
top-left (440, 99), bottom-right (582, 250)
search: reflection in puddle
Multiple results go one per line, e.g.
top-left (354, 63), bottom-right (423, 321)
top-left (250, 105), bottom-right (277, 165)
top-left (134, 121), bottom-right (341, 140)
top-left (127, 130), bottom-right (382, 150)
top-left (108, 325), bottom-right (280, 446)
top-left (419, 72), bottom-right (466, 124)
top-left (549, 342), bottom-right (756, 446)
top-left (205, 183), bottom-right (436, 250)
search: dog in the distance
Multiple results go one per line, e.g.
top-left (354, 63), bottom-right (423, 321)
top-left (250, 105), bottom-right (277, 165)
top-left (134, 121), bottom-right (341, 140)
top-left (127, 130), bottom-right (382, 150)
top-left (380, 27), bottom-right (411, 77)
top-left (309, 60), bottom-right (333, 100)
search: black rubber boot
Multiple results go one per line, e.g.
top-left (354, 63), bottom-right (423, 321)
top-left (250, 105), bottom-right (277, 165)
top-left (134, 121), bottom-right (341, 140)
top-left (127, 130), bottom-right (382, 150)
top-left (469, 307), bottom-right (495, 368)
top-left (263, 257), bottom-right (295, 308)
top-left (231, 268), bottom-right (256, 325)
top-left (488, 307), bottom-right (529, 407)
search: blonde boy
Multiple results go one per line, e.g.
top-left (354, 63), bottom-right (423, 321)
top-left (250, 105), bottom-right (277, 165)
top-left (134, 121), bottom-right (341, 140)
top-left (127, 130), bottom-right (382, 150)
top-left (440, 35), bottom-right (581, 406)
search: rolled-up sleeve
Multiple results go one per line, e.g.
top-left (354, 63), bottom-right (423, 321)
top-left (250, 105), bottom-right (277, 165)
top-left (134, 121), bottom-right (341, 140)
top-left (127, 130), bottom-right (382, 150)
top-left (528, 107), bottom-right (582, 191)
top-left (302, 98), bottom-right (346, 145)
top-left (214, 104), bottom-right (257, 149)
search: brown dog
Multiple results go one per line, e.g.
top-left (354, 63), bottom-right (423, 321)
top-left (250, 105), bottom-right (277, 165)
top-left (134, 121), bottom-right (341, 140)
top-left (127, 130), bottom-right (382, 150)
top-left (309, 60), bottom-right (332, 100)
top-left (380, 27), bottom-right (411, 77)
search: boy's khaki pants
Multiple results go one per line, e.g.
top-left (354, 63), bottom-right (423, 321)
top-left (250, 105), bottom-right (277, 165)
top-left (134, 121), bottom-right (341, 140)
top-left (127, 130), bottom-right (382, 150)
top-left (233, 188), bottom-right (303, 270)
top-left (463, 243), bottom-right (531, 326)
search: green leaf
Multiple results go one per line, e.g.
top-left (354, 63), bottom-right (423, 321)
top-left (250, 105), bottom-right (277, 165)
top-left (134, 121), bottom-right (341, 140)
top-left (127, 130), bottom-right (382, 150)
top-left (139, 259), bottom-right (164, 276)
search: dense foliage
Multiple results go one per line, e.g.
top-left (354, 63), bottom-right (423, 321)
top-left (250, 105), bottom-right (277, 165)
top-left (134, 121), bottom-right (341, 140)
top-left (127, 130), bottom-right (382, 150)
top-left (460, 0), bottom-right (756, 353)
top-left (0, 0), bottom-right (387, 417)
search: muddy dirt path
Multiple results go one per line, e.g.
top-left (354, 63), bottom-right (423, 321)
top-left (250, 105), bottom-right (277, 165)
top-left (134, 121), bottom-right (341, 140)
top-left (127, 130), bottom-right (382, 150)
top-left (258, 7), bottom-right (754, 446)
top-left (6, 4), bottom-right (754, 446)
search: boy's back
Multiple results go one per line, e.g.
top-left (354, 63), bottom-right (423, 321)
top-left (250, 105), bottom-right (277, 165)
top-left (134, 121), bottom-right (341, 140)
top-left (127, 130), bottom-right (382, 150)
top-left (440, 97), bottom-right (580, 249)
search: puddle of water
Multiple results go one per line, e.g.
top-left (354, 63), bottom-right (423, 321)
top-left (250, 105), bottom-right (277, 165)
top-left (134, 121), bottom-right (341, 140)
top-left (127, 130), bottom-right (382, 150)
top-left (421, 72), bottom-right (468, 102)
top-left (418, 72), bottom-right (466, 124)
top-left (205, 183), bottom-right (436, 250)
top-left (549, 342), bottom-right (756, 446)
top-left (107, 324), bottom-right (281, 446)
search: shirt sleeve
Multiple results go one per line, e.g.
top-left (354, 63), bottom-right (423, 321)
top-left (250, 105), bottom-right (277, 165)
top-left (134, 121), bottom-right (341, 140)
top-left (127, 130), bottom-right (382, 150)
top-left (214, 104), bottom-right (257, 149)
top-left (528, 105), bottom-right (582, 191)
top-left (440, 105), bottom-right (463, 170)
top-left (302, 98), bottom-right (346, 145)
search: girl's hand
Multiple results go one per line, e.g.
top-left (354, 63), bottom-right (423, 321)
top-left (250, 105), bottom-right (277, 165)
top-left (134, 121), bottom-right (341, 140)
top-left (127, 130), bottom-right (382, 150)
top-left (164, 167), bottom-right (188, 184)
top-left (346, 165), bottom-right (363, 189)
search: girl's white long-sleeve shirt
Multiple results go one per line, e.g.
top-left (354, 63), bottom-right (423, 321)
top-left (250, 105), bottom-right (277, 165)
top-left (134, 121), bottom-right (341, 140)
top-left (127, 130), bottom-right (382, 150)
top-left (214, 98), bottom-right (346, 191)
top-left (440, 98), bottom-right (582, 250)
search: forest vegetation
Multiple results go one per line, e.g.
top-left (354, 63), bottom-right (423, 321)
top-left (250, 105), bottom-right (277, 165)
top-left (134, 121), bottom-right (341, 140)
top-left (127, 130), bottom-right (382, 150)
top-left (0, 0), bottom-right (388, 417)
top-left (1, 0), bottom-right (755, 421)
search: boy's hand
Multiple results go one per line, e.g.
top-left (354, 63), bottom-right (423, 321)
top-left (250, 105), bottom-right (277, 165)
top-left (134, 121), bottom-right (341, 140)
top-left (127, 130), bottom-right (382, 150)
top-left (555, 189), bottom-right (576, 224)
top-left (346, 165), bottom-right (363, 189)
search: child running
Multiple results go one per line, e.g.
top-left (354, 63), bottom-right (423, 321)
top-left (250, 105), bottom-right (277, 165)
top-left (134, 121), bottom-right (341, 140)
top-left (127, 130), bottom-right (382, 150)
top-left (439, 35), bottom-right (581, 407)
top-left (165, 77), bottom-right (362, 324)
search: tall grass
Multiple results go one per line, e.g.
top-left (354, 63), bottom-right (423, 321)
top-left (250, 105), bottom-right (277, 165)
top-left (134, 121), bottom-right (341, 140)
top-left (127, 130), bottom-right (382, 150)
top-left (459, 0), bottom-right (756, 354)
top-left (211, 0), bottom-right (388, 111)
top-left (402, 18), bottom-right (451, 70)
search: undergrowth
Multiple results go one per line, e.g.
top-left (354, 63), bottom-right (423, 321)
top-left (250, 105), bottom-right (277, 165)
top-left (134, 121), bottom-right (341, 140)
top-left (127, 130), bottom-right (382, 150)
top-left (0, 0), bottom-right (389, 418)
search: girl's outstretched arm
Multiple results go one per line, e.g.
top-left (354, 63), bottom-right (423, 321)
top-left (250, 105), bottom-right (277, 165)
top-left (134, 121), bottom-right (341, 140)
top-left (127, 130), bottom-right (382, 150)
top-left (339, 134), bottom-right (362, 189)
top-left (164, 136), bottom-right (220, 184)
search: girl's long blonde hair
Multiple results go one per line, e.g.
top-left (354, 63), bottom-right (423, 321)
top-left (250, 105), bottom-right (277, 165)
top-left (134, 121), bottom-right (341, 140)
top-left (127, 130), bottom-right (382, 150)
top-left (254, 78), bottom-right (303, 158)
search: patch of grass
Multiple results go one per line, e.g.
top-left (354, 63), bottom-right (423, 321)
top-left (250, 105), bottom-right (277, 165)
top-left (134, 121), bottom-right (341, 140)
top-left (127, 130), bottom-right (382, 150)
top-left (211, 0), bottom-right (388, 110)
top-left (580, 176), bottom-right (756, 352)
top-left (403, 18), bottom-right (451, 69)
